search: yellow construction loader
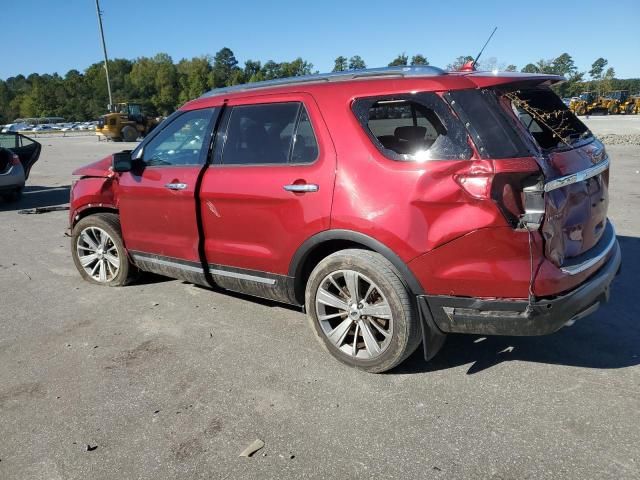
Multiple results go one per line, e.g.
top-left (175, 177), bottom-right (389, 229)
top-left (96, 103), bottom-right (160, 142)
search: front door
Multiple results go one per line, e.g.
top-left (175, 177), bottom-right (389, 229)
top-left (118, 108), bottom-right (217, 272)
top-left (199, 94), bottom-right (336, 302)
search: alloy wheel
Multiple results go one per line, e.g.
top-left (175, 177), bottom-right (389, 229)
top-left (315, 270), bottom-right (393, 360)
top-left (76, 227), bottom-right (120, 283)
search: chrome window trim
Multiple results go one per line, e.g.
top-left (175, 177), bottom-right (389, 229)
top-left (560, 223), bottom-right (617, 275)
top-left (544, 157), bottom-right (609, 192)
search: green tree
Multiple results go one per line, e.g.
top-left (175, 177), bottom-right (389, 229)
top-left (551, 53), bottom-right (576, 76)
top-left (130, 54), bottom-right (178, 115)
top-left (601, 67), bottom-right (616, 93)
top-left (279, 58), bottom-right (314, 77)
top-left (410, 54), bottom-right (429, 66)
top-left (261, 60), bottom-right (283, 80)
top-left (589, 57), bottom-right (608, 80)
top-left (589, 58), bottom-right (609, 96)
top-left (348, 55), bottom-right (366, 70)
top-left (505, 64), bottom-right (517, 72)
top-left (211, 47), bottom-right (240, 88)
top-left (243, 60), bottom-right (263, 82)
top-left (333, 56), bottom-right (348, 72)
top-left (177, 56), bottom-right (212, 104)
top-left (521, 63), bottom-right (539, 73)
top-left (388, 53), bottom-right (409, 66)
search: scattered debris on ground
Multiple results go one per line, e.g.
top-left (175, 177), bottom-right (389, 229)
top-left (18, 205), bottom-right (70, 215)
top-left (86, 444), bottom-right (98, 452)
top-left (239, 439), bottom-right (265, 457)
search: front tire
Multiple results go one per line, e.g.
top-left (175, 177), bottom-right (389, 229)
top-left (305, 249), bottom-right (423, 373)
top-left (71, 213), bottom-right (137, 286)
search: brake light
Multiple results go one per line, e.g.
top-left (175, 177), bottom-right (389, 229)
top-left (10, 154), bottom-right (20, 166)
top-left (454, 174), bottom-right (492, 199)
top-left (491, 172), bottom-right (544, 230)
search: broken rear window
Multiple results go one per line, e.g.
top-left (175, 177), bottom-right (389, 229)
top-left (504, 88), bottom-right (592, 151)
top-left (352, 93), bottom-right (471, 161)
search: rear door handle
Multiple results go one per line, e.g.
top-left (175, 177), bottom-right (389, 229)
top-left (283, 183), bottom-right (319, 193)
top-left (165, 182), bottom-right (188, 190)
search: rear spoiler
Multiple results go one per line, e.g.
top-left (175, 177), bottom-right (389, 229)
top-left (450, 71), bottom-right (565, 89)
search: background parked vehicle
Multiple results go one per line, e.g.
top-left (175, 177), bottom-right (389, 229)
top-left (0, 132), bottom-right (41, 201)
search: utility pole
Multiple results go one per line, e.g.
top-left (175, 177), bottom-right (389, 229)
top-left (95, 0), bottom-right (113, 110)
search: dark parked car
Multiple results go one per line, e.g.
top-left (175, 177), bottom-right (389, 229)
top-left (0, 132), bottom-right (41, 202)
top-left (69, 66), bottom-right (620, 373)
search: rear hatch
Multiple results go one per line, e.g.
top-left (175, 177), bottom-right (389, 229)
top-left (448, 79), bottom-right (611, 271)
top-left (501, 86), bottom-right (610, 267)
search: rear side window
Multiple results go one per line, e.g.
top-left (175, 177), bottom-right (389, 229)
top-left (446, 89), bottom-right (531, 159)
top-left (352, 93), bottom-right (471, 161)
top-left (220, 102), bottom-right (318, 165)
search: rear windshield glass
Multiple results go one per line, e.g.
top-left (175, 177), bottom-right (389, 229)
top-left (504, 88), bottom-right (592, 151)
top-left (352, 93), bottom-right (471, 161)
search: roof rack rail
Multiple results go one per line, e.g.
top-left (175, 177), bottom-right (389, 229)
top-left (200, 65), bottom-right (447, 98)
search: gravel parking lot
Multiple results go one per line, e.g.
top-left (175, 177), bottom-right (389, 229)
top-left (1, 119), bottom-right (639, 479)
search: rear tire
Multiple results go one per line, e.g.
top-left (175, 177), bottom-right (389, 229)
top-left (71, 213), bottom-right (137, 286)
top-left (121, 126), bottom-right (138, 142)
top-left (305, 249), bottom-right (423, 373)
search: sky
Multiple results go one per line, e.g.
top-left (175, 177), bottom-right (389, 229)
top-left (2, 0), bottom-right (639, 80)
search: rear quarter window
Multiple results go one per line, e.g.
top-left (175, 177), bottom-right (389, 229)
top-left (352, 93), bottom-right (471, 161)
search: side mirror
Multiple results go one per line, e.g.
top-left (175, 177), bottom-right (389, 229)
top-left (112, 150), bottom-right (132, 172)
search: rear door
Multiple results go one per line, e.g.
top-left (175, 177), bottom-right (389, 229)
top-left (199, 93), bottom-right (336, 300)
top-left (117, 107), bottom-right (217, 266)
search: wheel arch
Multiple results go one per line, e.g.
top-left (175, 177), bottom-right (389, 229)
top-left (289, 229), bottom-right (424, 304)
top-left (71, 204), bottom-right (119, 228)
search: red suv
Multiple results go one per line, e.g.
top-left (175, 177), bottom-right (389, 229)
top-left (70, 66), bottom-right (621, 373)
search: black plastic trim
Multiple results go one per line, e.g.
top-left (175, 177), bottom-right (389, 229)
top-left (422, 239), bottom-right (621, 336)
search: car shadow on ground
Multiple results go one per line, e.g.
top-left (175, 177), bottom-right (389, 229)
top-left (0, 185), bottom-right (70, 212)
top-left (396, 235), bottom-right (640, 375)
top-left (125, 235), bottom-right (640, 376)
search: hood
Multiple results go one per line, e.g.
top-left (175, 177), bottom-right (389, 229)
top-left (72, 155), bottom-right (113, 177)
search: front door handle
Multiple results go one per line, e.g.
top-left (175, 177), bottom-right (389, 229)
top-left (165, 182), bottom-right (188, 190)
top-left (283, 183), bottom-right (319, 193)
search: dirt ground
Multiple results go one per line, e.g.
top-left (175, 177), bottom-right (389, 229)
top-left (0, 118), bottom-right (639, 479)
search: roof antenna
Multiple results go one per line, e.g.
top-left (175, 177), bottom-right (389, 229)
top-left (472, 26), bottom-right (497, 70)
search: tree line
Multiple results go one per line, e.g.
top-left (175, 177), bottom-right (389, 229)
top-left (1, 48), bottom-right (638, 123)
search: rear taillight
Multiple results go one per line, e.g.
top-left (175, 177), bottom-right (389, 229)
top-left (491, 172), bottom-right (544, 230)
top-left (10, 154), bottom-right (20, 166)
top-left (453, 174), bottom-right (492, 199)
